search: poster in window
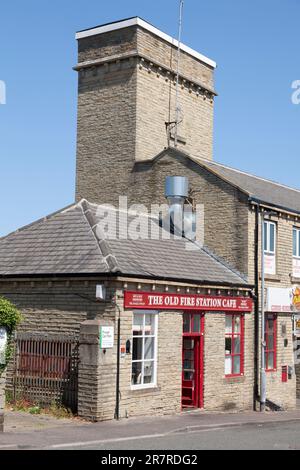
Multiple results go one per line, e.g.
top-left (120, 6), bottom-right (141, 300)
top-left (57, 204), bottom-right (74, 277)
top-left (264, 254), bottom-right (276, 275)
top-left (293, 259), bottom-right (300, 278)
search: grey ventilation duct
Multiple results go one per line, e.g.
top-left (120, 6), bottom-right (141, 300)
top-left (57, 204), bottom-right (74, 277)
top-left (165, 176), bottom-right (189, 236)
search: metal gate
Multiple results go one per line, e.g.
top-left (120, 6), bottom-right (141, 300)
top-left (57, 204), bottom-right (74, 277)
top-left (12, 334), bottom-right (79, 412)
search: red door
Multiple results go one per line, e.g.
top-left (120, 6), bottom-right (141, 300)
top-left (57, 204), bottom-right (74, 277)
top-left (182, 313), bottom-right (204, 409)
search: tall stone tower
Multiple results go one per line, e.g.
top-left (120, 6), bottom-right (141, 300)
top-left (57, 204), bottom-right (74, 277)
top-left (75, 17), bottom-right (216, 205)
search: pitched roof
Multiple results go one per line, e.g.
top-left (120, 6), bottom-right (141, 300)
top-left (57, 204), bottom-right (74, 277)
top-left (0, 200), bottom-right (248, 287)
top-left (191, 156), bottom-right (300, 214)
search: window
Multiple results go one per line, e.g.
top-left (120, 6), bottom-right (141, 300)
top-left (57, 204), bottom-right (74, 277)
top-left (293, 228), bottom-right (300, 258)
top-left (132, 313), bottom-right (157, 388)
top-left (183, 313), bottom-right (202, 334)
top-left (264, 221), bottom-right (276, 255)
top-left (225, 314), bottom-right (244, 377)
top-left (265, 314), bottom-right (277, 372)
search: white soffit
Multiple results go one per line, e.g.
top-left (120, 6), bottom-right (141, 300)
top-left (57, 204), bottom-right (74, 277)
top-left (76, 17), bottom-right (217, 69)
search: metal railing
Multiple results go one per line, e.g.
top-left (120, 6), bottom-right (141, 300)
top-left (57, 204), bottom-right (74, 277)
top-left (12, 334), bottom-right (79, 413)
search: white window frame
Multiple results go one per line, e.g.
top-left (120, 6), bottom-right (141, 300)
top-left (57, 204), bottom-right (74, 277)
top-left (264, 221), bottom-right (276, 255)
top-left (131, 311), bottom-right (158, 390)
top-left (293, 227), bottom-right (300, 259)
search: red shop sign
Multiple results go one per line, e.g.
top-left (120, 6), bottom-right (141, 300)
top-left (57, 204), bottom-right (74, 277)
top-left (124, 291), bottom-right (253, 312)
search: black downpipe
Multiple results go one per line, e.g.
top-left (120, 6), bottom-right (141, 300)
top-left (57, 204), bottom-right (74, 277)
top-left (254, 204), bottom-right (260, 410)
top-left (114, 304), bottom-right (121, 421)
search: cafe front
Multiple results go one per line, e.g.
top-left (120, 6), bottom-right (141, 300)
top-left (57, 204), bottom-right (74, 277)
top-left (120, 288), bottom-right (254, 415)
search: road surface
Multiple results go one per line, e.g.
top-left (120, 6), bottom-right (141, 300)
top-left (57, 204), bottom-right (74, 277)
top-left (50, 421), bottom-right (300, 450)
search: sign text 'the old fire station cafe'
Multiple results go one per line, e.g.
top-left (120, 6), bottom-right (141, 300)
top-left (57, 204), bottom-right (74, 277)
top-left (124, 291), bottom-right (253, 312)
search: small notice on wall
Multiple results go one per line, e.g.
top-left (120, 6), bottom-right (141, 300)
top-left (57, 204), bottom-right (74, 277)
top-left (100, 326), bottom-right (114, 349)
top-left (0, 327), bottom-right (8, 365)
top-left (293, 259), bottom-right (300, 278)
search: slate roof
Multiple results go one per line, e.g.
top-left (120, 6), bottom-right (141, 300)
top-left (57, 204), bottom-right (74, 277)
top-left (0, 200), bottom-right (248, 287)
top-left (191, 156), bottom-right (300, 214)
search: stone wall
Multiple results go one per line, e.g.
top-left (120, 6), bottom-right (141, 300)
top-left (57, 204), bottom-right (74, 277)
top-left (75, 58), bottom-right (138, 206)
top-left (296, 364), bottom-right (300, 399)
top-left (118, 301), bottom-right (182, 419)
top-left (0, 278), bottom-right (118, 400)
top-left (265, 314), bottom-right (296, 409)
top-left (0, 372), bottom-right (5, 432)
top-left (248, 209), bottom-right (297, 409)
top-left (136, 27), bottom-right (214, 90)
top-left (115, 284), bottom-right (254, 418)
top-left (77, 26), bottom-right (138, 64)
top-left (130, 149), bottom-right (250, 277)
top-left (136, 61), bottom-right (214, 163)
top-left (0, 278), bottom-right (256, 421)
top-left (204, 313), bottom-right (254, 412)
top-left (78, 319), bottom-right (117, 422)
top-left (75, 23), bottom-right (215, 204)
top-left (0, 279), bottom-right (116, 338)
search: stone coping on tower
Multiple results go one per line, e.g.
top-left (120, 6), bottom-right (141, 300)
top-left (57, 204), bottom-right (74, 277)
top-left (75, 17), bottom-right (217, 70)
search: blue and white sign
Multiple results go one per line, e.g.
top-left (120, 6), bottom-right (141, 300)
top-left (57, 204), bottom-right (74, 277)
top-left (0, 328), bottom-right (8, 365)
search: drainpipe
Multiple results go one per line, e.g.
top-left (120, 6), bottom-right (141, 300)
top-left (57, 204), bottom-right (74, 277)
top-left (254, 204), bottom-right (260, 409)
top-left (113, 297), bottom-right (121, 421)
top-left (260, 213), bottom-right (266, 411)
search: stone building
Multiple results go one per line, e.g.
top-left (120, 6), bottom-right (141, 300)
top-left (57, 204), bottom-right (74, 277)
top-left (73, 17), bottom-right (300, 410)
top-left (0, 16), bottom-right (298, 421)
top-left (0, 200), bottom-right (253, 420)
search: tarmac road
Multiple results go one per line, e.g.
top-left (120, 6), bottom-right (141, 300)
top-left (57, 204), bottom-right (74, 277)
top-left (56, 421), bottom-right (300, 450)
top-left (2, 410), bottom-right (300, 450)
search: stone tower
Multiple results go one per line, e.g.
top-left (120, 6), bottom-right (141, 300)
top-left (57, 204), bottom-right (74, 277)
top-left (75, 17), bottom-right (216, 205)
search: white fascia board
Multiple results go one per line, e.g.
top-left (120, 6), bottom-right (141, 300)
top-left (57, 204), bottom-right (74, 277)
top-left (76, 17), bottom-right (216, 69)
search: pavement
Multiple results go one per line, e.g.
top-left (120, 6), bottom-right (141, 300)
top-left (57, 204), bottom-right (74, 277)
top-left (2, 408), bottom-right (300, 450)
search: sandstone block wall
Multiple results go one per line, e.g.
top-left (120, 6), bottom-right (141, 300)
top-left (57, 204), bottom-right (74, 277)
top-left (248, 209), bottom-right (297, 408)
top-left (0, 278), bottom-right (117, 401)
top-left (204, 313), bottom-right (254, 412)
top-left (75, 24), bottom-right (215, 204)
top-left (130, 150), bottom-right (250, 277)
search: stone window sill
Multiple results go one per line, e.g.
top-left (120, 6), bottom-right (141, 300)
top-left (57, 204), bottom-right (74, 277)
top-left (223, 375), bottom-right (246, 385)
top-left (129, 386), bottom-right (161, 395)
top-left (259, 274), bottom-right (281, 282)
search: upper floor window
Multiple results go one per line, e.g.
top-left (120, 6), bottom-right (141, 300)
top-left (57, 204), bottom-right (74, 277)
top-left (264, 221), bottom-right (276, 255)
top-left (293, 228), bottom-right (300, 258)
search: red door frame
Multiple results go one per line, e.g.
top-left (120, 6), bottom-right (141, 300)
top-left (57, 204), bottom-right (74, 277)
top-left (182, 313), bottom-right (205, 409)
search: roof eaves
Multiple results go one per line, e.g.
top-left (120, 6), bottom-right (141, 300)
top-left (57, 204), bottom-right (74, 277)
top-left (248, 196), bottom-right (300, 217)
top-left (0, 271), bottom-right (253, 287)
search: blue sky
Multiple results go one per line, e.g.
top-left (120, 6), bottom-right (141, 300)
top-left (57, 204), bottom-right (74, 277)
top-left (0, 0), bottom-right (299, 236)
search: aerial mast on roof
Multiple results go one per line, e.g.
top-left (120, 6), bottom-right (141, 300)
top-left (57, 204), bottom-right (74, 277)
top-left (174, 0), bottom-right (184, 148)
top-left (166, 0), bottom-right (184, 147)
